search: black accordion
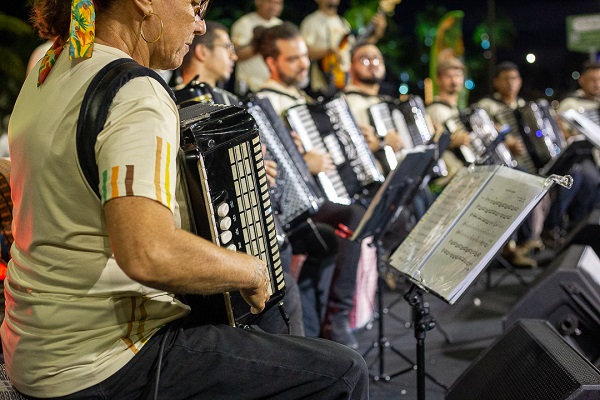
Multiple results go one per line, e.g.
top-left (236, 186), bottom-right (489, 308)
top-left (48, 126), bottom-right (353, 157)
top-left (369, 95), bottom-right (434, 149)
top-left (178, 102), bottom-right (286, 326)
top-left (369, 95), bottom-right (447, 177)
top-left (245, 95), bottom-right (323, 231)
top-left (285, 97), bottom-right (384, 204)
top-left (173, 77), bottom-right (216, 107)
top-left (456, 106), bottom-right (517, 168)
top-left (517, 99), bottom-right (565, 169)
top-left (495, 99), bottom-right (565, 173)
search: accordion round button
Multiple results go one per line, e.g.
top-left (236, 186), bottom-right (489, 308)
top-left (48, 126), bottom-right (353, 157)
top-left (227, 244), bottom-right (237, 251)
top-left (217, 202), bottom-right (229, 217)
top-left (219, 216), bottom-right (232, 230)
top-left (220, 230), bottom-right (233, 244)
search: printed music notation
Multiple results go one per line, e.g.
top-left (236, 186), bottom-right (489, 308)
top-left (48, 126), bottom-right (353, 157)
top-left (389, 165), bottom-right (567, 304)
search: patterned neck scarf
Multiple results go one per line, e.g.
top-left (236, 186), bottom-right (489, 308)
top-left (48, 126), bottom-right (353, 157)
top-left (37, 0), bottom-right (96, 86)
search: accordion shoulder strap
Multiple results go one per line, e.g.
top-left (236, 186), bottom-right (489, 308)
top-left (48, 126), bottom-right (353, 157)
top-left (76, 58), bottom-right (176, 198)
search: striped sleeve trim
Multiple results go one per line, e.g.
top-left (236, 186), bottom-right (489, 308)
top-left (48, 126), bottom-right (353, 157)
top-left (100, 136), bottom-right (175, 210)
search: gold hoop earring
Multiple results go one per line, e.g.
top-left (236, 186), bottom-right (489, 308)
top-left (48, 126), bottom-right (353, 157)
top-left (140, 12), bottom-right (163, 44)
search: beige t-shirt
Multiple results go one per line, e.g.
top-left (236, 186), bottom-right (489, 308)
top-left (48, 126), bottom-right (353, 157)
top-left (342, 85), bottom-right (381, 127)
top-left (2, 44), bottom-right (189, 397)
top-left (231, 12), bottom-right (282, 93)
top-left (300, 10), bottom-right (352, 92)
top-left (258, 79), bottom-right (309, 118)
top-left (557, 89), bottom-right (599, 114)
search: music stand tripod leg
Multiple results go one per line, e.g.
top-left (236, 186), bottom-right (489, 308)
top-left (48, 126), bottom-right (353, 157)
top-left (361, 239), bottom-right (415, 382)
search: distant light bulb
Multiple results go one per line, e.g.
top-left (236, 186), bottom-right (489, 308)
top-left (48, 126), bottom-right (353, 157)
top-left (526, 53), bottom-right (536, 63)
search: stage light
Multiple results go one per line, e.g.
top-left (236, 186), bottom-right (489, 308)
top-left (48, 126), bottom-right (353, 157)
top-left (526, 53), bottom-right (536, 63)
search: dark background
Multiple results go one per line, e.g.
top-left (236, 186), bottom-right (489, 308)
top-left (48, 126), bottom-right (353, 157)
top-left (1, 0), bottom-right (600, 104)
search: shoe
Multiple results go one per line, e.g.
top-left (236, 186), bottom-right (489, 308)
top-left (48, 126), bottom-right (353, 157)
top-left (324, 311), bottom-right (359, 350)
top-left (521, 239), bottom-right (544, 253)
top-left (501, 241), bottom-right (537, 269)
top-left (509, 250), bottom-right (538, 269)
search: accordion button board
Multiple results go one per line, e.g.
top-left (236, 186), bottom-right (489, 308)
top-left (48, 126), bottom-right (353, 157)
top-left (179, 102), bottom-right (286, 326)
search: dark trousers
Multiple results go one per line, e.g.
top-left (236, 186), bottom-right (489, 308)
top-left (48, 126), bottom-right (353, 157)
top-left (25, 318), bottom-right (369, 400)
top-left (546, 159), bottom-right (600, 230)
top-left (297, 254), bottom-right (336, 337)
top-left (311, 201), bottom-right (365, 313)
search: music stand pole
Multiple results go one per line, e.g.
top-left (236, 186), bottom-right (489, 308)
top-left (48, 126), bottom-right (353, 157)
top-left (404, 284), bottom-right (436, 400)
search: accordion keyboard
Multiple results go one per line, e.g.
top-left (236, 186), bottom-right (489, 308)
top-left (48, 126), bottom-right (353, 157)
top-left (326, 98), bottom-right (384, 187)
top-left (246, 100), bottom-right (322, 230)
top-left (286, 105), bottom-right (351, 203)
top-left (179, 102), bottom-right (285, 326)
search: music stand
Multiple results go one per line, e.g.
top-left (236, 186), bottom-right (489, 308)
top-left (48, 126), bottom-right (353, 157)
top-left (388, 165), bottom-right (572, 400)
top-left (351, 145), bottom-right (439, 382)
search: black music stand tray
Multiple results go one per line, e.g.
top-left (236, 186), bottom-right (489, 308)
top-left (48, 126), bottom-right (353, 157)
top-left (351, 146), bottom-right (446, 388)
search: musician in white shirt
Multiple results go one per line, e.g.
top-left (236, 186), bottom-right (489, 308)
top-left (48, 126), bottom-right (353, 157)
top-left (177, 21), bottom-right (306, 336)
top-left (479, 62), bottom-right (598, 251)
top-left (300, 0), bottom-right (386, 96)
top-left (426, 57), bottom-right (471, 186)
top-left (231, 0), bottom-right (283, 95)
top-left (558, 61), bottom-right (600, 125)
top-left (3, 0), bottom-right (369, 397)
top-left (555, 61), bottom-right (600, 229)
top-left (257, 22), bottom-right (367, 349)
top-left (343, 43), bottom-right (403, 156)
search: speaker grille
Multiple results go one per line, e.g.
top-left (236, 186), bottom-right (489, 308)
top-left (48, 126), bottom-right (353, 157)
top-left (447, 319), bottom-right (600, 400)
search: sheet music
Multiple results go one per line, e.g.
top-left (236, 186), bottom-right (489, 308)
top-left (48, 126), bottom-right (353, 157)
top-left (390, 165), bottom-right (556, 304)
top-left (389, 165), bottom-right (496, 278)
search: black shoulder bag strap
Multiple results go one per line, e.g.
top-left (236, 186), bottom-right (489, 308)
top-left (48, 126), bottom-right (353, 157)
top-left (76, 58), bottom-right (176, 198)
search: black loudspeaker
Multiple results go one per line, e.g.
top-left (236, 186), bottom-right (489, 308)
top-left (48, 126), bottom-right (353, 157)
top-left (504, 245), bottom-right (600, 363)
top-left (447, 319), bottom-right (600, 400)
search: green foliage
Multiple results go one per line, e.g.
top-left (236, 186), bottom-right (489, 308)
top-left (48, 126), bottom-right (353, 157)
top-left (472, 13), bottom-right (517, 49)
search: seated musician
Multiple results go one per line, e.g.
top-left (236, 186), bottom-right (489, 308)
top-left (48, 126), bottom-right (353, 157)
top-left (476, 62), bottom-right (529, 165)
top-left (299, 0), bottom-right (386, 98)
top-left (256, 22), bottom-right (367, 349)
top-left (343, 43), bottom-right (404, 162)
top-left (429, 58), bottom-right (539, 268)
top-left (426, 57), bottom-right (472, 187)
top-left (478, 62), bottom-right (598, 249)
top-left (1, 0), bottom-right (369, 398)
top-left (555, 61), bottom-right (600, 230)
top-left (177, 20), bottom-right (305, 336)
top-left (557, 61), bottom-right (600, 125)
top-left (343, 43), bottom-right (431, 252)
top-left (179, 20), bottom-right (241, 105)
